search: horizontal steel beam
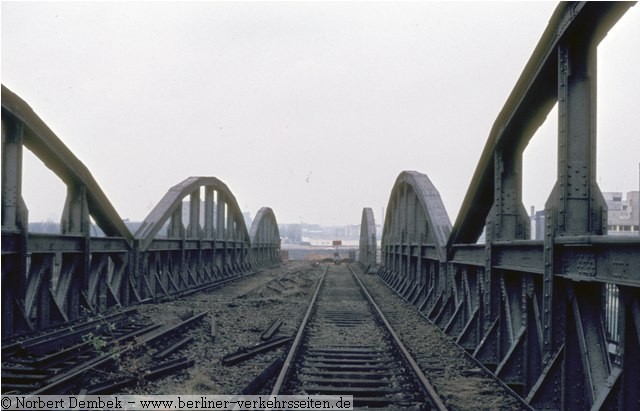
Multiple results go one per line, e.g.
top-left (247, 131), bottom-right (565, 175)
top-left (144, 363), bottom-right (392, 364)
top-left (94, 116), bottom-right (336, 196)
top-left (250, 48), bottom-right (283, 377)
top-left (450, 238), bottom-right (639, 286)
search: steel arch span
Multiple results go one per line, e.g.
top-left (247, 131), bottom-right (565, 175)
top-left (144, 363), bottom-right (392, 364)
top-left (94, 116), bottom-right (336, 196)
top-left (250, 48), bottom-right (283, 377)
top-left (381, 171), bottom-right (451, 260)
top-left (249, 207), bottom-right (282, 267)
top-left (132, 176), bottom-right (255, 302)
top-left (1, 85), bottom-right (133, 241)
top-left (1, 86), bottom-right (282, 337)
top-left (378, 170), bottom-right (452, 312)
top-left (373, 3), bottom-right (640, 410)
top-left (2, 85), bottom-right (134, 336)
top-left (358, 207), bottom-right (376, 272)
top-left (135, 176), bottom-right (250, 250)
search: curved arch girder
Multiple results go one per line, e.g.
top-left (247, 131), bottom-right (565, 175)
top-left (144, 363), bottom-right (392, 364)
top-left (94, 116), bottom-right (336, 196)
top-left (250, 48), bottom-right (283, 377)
top-left (249, 207), bottom-right (281, 266)
top-left (448, 2), bottom-right (633, 246)
top-left (1, 85), bottom-right (132, 242)
top-left (382, 171), bottom-right (451, 262)
top-left (358, 207), bottom-right (377, 270)
top-left (135, 176), bottom-right (249, 251)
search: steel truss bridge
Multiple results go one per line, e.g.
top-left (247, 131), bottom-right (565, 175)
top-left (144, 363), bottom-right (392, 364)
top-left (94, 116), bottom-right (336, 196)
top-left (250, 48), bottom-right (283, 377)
top-left (2, 83), bottom-right (282, 335)
top-left (2, 2), bottom-right (639, 410)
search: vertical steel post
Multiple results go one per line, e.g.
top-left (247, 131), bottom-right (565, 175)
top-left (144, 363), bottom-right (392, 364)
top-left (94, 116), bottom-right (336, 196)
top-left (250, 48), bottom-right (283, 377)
top-left (538, 33), bottom-right (610, 409)
top-left (1, 116), bottom-right (28, 336)
top-left (204, 187), bottom-right (214, 239)
top-left (2, 118), bottom-right (24, 230)
top-left (188, 189), bottom-right (201, 238)
top-left (556, 40), bottom-right (606, 238)
top-left (61, 183), bottom-right (90, 321)
top-left (217, 193), bottom-right (226, 240)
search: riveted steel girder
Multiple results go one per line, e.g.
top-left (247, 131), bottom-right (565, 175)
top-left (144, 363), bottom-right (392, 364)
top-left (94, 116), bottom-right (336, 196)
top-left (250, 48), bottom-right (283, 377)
top-left (1, 85), bottom-right (133, 242)
top-left (358, 207), bottom-right (377, 271)
top-left (373, 3), bottom-right (639, 410)
top-left (448, 1), bottom-right (633, 247)
top-left (1, 87), bottom-right (281, 337)
top-left (249, 207), bottom-right (282, 266)
top-left (134, 176), bottom-right (250, 251)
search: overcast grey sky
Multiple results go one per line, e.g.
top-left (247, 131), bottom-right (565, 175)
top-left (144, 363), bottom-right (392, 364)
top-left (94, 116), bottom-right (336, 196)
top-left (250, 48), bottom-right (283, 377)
top-left (2, 2), bottom-right (639, 227)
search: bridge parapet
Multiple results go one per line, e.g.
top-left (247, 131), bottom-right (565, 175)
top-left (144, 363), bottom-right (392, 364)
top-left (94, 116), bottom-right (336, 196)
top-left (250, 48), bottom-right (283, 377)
top-left (1, 86), bottom-right (281, 337)
top-left (374, 3), bottom-right (640, 410)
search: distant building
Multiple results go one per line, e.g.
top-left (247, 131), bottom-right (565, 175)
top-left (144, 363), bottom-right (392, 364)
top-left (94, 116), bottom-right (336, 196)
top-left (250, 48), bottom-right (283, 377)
top-left (604, 191), bottom-right (639, 235)
top-left (530, 190), bottom-right (640, 238)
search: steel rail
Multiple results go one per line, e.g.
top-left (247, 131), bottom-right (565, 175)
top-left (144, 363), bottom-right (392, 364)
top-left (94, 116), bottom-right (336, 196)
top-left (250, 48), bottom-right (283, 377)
top-left (86, 357), bottom-right (195, 395)
top-left (222, 336), bottom-right (292, 366)
top-left (376, 268), bottom-right (534, 411)
top-left (260, 319), bottom-right (283, 341)
top-left (31, 311), bottom-right (208, 394)
top-left (173, 268), bottom-right (266, 300)
top-left (241, 358), bottom-right (285, 395)
top-left (31, 323), bottom-right (161, 394)
top-left (1, 308), bottom-right (138, 357)
top-left (270, 264), bottom-right (328, 395)
top-left (347, 264), bottom-right (448, 411)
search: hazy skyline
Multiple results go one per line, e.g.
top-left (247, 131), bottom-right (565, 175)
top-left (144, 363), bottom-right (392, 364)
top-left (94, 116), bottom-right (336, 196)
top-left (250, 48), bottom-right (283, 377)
top-left (2, 2), bottom-right (639, 227)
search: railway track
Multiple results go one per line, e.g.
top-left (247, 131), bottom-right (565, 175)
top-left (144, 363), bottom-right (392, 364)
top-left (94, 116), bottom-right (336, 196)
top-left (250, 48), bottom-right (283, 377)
top-left (0, 261), bottom-right (528, 406)
top-left (271, 264), bottom-right (447, 410)
top-left (0, 268), bottom-right (272, 395)
top-left (1, 308), bottom-right (207, 395)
